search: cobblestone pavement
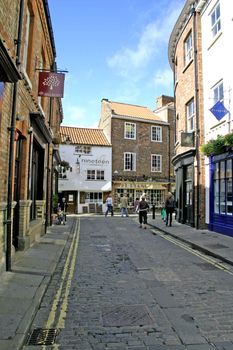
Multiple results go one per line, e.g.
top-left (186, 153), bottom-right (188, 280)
top-left (23, 216), bottom-right (233, 350)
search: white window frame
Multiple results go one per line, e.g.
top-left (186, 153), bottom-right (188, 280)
top-left (151, 154), bottom-right (162, 172)
top-left (124, 122), bottom-right (136, 140)
top-left (184, 32), bottom-right (193, 65)
top-left (124, 152), bottom-right (136, 171)
top-left (211, 2), bottom-right (221, 38)
top-left (186, 99), bottom-right (195, 132)
top-left (151, 126), bottom-right (162, 142)
top-left (86, 169), bottom-right (105, 180)
top-left (213, 80), bottom-right (224, 104)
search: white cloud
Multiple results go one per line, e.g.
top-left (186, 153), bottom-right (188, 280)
top-left (107, 2), bottom-right (182, 77)
top-left (152, 68), bottom-right (173, 89)
top-left (62, 104), bottom-right (86, 126)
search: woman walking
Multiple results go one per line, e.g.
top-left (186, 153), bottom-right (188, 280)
top-left (138, 196), bottom-right (149, 229)
top-left (165, 192), bottom-right (175, 226)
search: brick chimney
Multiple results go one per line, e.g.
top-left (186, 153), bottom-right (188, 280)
top-left (156, 95), bottom-right (174, 109)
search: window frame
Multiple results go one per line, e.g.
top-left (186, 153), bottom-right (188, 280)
top-left (124, 152), bottom-right (136, 171)
top-left (86, 169), bottom-right (105, 180)
top-left (124, 122), bottom-right (136, 140)
top-left (211, 2), bottom-right (221, 38)
top-left (184, 31), bottom-right (193, 66)
top-left (151, 154), bottom-right (162, 172)
top-left (186, 98), bottom-right (195, 132)
top-left (212, 80), bottom-right (224, 104)
top-left (151, 126), bottom-right (162, 142)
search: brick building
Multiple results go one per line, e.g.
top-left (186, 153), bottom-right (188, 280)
top-left (168, 0), bottom-right (205, 228)
top-left (0, 0), bottom-right (62, 271)
top-left (99, 97), bottom-right (175, 211)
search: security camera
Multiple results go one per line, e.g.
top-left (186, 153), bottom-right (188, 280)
top-left (28, 126), bottom-right (33, 134)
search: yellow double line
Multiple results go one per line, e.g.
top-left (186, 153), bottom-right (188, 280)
top-left (151, 228), bottom-right (233, 275)
top-left (42, 218), bottom-right (80, 349)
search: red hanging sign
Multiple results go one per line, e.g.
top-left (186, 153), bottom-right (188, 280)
top-left (38, 72), bottom-right (65, 98)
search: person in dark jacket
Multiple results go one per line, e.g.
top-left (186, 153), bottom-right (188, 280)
top-left (138, 196), bottom-right (149, 229)
top-left (165, 192), bottom-right (175, 226)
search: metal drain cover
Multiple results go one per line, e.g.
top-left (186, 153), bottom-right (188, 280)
top-left (102, 304), bottom-right (154, 327)
top-left (27, 328), bottom-right (57, 345)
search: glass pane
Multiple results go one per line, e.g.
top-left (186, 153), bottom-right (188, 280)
top-left (186, 165), bottom-right (193, 180)
top-left (226, 159), bottom-right (232, 178)
top-left (214, 163), bottom-right (219, 179)
top-left (220, 179), bottom-right (225, 213)
top-left (214, 179), bottom-right (219, 213)
top-left (226, 178), bottom-right (232, 215)
top-left (220, 161), bottom-right (225, 179)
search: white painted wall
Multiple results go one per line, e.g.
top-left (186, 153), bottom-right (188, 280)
top-left (201, 0), bottom-right (233, 223)
top-left (58, 144), bottom-right (112, 212)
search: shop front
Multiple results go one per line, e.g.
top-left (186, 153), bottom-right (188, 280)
top-left (209, 153), bottom-right (233, 236)
top-left (112, 181), bottom-right (172, 212)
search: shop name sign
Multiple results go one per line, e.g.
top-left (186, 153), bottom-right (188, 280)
top-left (38, 72), bottom-right (65, 98)
top-left (81, 157), bottom-right (110, 166)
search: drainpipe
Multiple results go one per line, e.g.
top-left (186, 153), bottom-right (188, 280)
top-left (6, 0), bottom-right (24, 271)
top-left (192, 6), bottom-right (201, 229)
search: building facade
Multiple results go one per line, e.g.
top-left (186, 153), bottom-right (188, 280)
top-left (99, 97), bottom-right (175, 210)
top-left (201, 0), bottom-right (233, 236)
top-left (0, 0), bottom-right (62, 272)
top-left (168, 0), bottom-right (206, 229)
top-left (59, 126), bottom-right (112, 214)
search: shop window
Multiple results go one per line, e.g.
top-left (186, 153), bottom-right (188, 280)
top-left (85, 192), bottom-right (102, 203)
top-left (214, 159), bottom-right (232, 215)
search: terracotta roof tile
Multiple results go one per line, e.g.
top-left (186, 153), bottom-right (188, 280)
top-left (109, 101), bottom-right (162, 122)
top-left (60, 126), bottom-right (110, 146)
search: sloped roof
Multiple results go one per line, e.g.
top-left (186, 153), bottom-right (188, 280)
top-left (60, 126), bottom-right (111, 146)
top-left (109, 101), bottom-right (163, 122)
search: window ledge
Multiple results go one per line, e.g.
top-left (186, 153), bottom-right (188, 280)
top-left (182, 58), bottom-right (193, 74)
top-left (208, 31), bottom-right (222, 51)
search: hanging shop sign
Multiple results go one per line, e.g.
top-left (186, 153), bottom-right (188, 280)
top-left (38, 72), bottom-right (65, 98)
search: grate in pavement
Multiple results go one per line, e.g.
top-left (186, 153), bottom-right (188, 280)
top-left (27, 328), bottom-right (57, 345)
top-left (102, 304), bottom-right (154, 327)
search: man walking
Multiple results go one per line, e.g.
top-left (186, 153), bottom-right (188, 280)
top-left (105, 194), bottom-right (114, 217)
top-left (120, 194), bottom-right (129, 217)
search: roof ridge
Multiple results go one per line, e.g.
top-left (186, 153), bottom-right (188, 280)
top-left (110, 101), bottom-right (149, 109)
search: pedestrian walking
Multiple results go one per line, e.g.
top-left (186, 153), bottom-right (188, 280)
top-left (165, 192), bottom-right (175, 226)
top-left (120, 194), bottom-right (129, 217)
top-left (134, 197), bottom-right (140, 213)
top-left (138, 196), bottom-right (149, 229)
top-left (105, 194), bottom-right (114, 217)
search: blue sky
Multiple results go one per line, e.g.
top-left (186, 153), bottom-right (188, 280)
top-left (48, 0), bottom-right (185, 128)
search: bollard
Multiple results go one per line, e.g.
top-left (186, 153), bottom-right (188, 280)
top-left (152, 205), bottom-right (155, 219)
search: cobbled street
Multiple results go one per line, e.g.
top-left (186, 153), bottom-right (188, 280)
top-left (23, 216), bottom-right (233, 350)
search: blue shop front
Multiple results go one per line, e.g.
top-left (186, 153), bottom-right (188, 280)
top-left (209, 152), bottom-right (233, 236)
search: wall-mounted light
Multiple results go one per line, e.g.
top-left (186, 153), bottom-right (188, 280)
top-left (28, 126), bottom-right (33, 134)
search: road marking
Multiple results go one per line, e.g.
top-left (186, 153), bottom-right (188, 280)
top-left (151, 229), bottom-right (233, 275)
top-left (44, 218), bottom-right (80, 330)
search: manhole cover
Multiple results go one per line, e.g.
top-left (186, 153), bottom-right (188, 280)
top-left (195, 262), bottom-right (218, 271)
top-left (205, 243), bottom-right (228, 249)
top-left (27, 328), bottom-right (57, 345)
top-left (102, 304), bottom-right (154, 327)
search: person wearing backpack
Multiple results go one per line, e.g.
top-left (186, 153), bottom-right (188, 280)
top-left (165, 192), bottom-right (175, 227)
